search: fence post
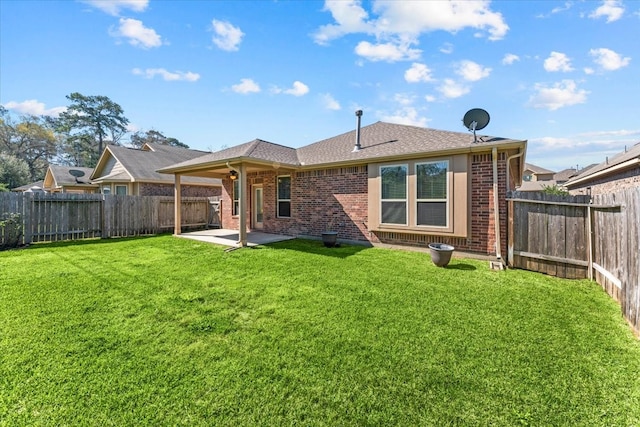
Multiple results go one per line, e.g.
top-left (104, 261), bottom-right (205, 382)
top-left (587, 202), bottom-right (593, 281)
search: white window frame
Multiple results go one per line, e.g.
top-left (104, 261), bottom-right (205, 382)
top-left (415, 160), bottom-right (449, 228)
top-left (232, 179), bottom-right (240, 216)
top-left (277, 175), bottom-right (291, 218)
top-left (380, 164), bottom-right (408, 226)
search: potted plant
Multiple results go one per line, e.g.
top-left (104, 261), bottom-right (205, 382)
top-left (428, 243), bottom-right (455, 267)
top-left (321, 217), bottom-right (338, 247)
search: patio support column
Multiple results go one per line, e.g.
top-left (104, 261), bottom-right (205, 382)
top-left (174, 173), bottom-right (182, 235)
top-left (238, 163), bottom-right (248, 247)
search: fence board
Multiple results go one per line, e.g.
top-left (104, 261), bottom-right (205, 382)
top-left (508, 189), bottom-right (639, 338)
top-left (0, 193), bottom-right (211, 247)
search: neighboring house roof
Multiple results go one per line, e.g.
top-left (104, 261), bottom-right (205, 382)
top-left (524, 163), bottom-right (555, 175)
top-left (92, 143), bottom-right (221, 186)
top-left (44, 165), bottom-right (97, 191)
top-left (553, 168), bottom-right (578, 183)
top-left (160, 121), bottom-right (526, 173)
top-left (565, 142), bottom-right (640, 188)
top-left (12, 180), bottom-right (45, 192)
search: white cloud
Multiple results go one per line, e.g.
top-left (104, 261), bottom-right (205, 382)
top-left (589, 47), bottom-right (631, 71)
top-left (425, 95), bottom-right (436, 102)
top-left (439, 42), bottom-right (453, 54)
top-left (312, 0), bottom-right (372, 45)
top-left (231, 78), bottom-right (261, 94)
top-left (2, 99), bottom-right (66, 117)
top-left (404, 63), bottom-right (434, 83)
top-left (584, 67), bottom-right (595, 75)
top-left (272, 81), bottom-right (309, 96)
top-left (589, 0), bottom-right (624, 23)
top-left (502, 53), bottom-right (520, 65)
top-left (528, 79), bottom-right (588, 110)
top-left (82, 0), bottom-right (148, 16)
top-left (455, 60), bottom-right (491, 81)
top-left (132, 68), bottom-right (200, 82)
top-left (321, 93), bottom-right (341, 110)
top-left (354, 41), bottom-right (421, 62)
top-left (110, 18), bottom-right (162, 49)
top-left (437, 79), bottom-right (470, 98)
top-left (393, 93), bottom-right (415, 106)
top-left (380, 107), bottom-right (428, 127)
top-left (543, 51), bottom-right (573, 72)
top-left (279, 81), bottom-right (310, 96)
top-left (211, 19), bottom-right (244, 51)
top-left (312, 1), bottom-right (509, 62)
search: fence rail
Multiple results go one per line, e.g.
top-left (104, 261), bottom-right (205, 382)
top-left (508, 189), bottom-right (640, 337)
top-left (0, 192), bottom-right (220, 245)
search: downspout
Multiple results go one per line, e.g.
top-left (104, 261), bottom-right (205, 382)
top-left (505, 149), bottom-right (524, 267)
top-left (506, 149), bottom-right (524, 192)
top-left (492, 147), bottom-right (502, 261)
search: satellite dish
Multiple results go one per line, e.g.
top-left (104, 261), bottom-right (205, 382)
top-left (68, 169), bottom-right (85, 183)
top-left (463, 108), bottom-right (490, 143)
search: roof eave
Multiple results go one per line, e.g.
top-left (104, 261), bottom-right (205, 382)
top-left (565, 158), bottom-right (640, 188)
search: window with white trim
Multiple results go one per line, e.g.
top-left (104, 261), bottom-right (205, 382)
top-left (380, 164), bottom-right (407, 225)
top-left (277, 175), bottom-right (291, 218)
top-left (416, 161), bottom-right (448, 227)
top-left (232, 180), bottom-right (239, 216)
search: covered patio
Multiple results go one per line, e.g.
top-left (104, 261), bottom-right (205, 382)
top-left (177, 228), bottom-right (295, 248)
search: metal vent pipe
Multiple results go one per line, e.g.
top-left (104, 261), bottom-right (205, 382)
top-left (353, 110), bottom-right (363, 152)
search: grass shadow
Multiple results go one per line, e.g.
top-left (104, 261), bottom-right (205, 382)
top-left (264, 238), bottom-right (369, 259)
top-left (445, 262), bottom-right (477, 271)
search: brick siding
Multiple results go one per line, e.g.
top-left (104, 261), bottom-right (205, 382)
top-left (219, 152), bottom-right (509, 256)
top-left (568, 166), bottom-right (640, 196)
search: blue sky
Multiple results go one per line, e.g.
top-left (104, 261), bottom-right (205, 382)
top-left (1, 0), bottom-right (638, 172)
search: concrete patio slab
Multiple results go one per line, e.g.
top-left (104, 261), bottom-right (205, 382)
top-left (176, 229), bottom-right (295, 248)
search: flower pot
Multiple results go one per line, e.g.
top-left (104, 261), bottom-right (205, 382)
top-left (321, 231), bottom-right (338, 247)
top-left (428, 243), bottom-right (455, 267)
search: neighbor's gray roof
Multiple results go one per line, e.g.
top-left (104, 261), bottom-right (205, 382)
top-left (161, 121), bottom-right (525, 172)
top-left (49, 165), bottom-right (96, 186)
top-left (94, 143), bottom-right (221, 185)
top-left (524, 163), bottom-right (555, 175)
top-left (565, 142), bottom-right (640, 187)
top-left (12, 180), bottom-right (44, 192)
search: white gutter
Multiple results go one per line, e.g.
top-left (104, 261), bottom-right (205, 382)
top-left (566, 158), bottom-right (640, 188)
top-left (506, 149), bottom-right (525, 192)
top-left (492, 147), bottom-right (502, 261)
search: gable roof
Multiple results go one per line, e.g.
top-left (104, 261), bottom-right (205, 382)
top-left (12, 180), bottom-right (45, 192)
top-left (92, 143), bottom-right (221, 185)
top-left (45, 165), bottom-right (96, 189)
top-left (524, 163), bottom-right (555, 175)
top-left (160, 121), bottom-right (526, 174)
top-left (565, 142), bottom-right (640, 188)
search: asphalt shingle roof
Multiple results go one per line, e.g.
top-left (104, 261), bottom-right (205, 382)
top-left (94, 143), bottom-right (220, 185)
top-left (49, 165), bottom-right (95, 185)
top-left (160, 122), bottom-right (525, 173)
top-left (566, 142), bottom-right (640, 186)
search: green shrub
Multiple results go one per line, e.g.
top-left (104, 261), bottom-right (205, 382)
top-left (0, 212), bottom-right (23, 250)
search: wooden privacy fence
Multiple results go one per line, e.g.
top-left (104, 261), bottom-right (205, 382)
top-left (0, 192), bottom-right (220, 245)
top-left (507, 189), bottom-right (640, 337)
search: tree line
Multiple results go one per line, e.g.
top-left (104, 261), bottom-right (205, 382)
top-left (0, 92), bottom-right (188, 191)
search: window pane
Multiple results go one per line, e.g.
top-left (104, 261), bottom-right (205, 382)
top-left (381, 166), bottom-right (406, 199)
top-left (381, 201), bottom-right (406, 224)
top-left (233, 180), bottom-right (240, 215)
top-left (417, 202), bottom-right (447, 226)
top-left (417, 162), bottom-right (447, 199)
top-left (278, 201), bottom-right (291, 218)
top-left (278, 176), bottom-right (291, 199)
top-left (115, 186), bottom-right (127, 195)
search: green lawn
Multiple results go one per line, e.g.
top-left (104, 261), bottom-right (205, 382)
top-left (1, 236), bottom-right (639, 426)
